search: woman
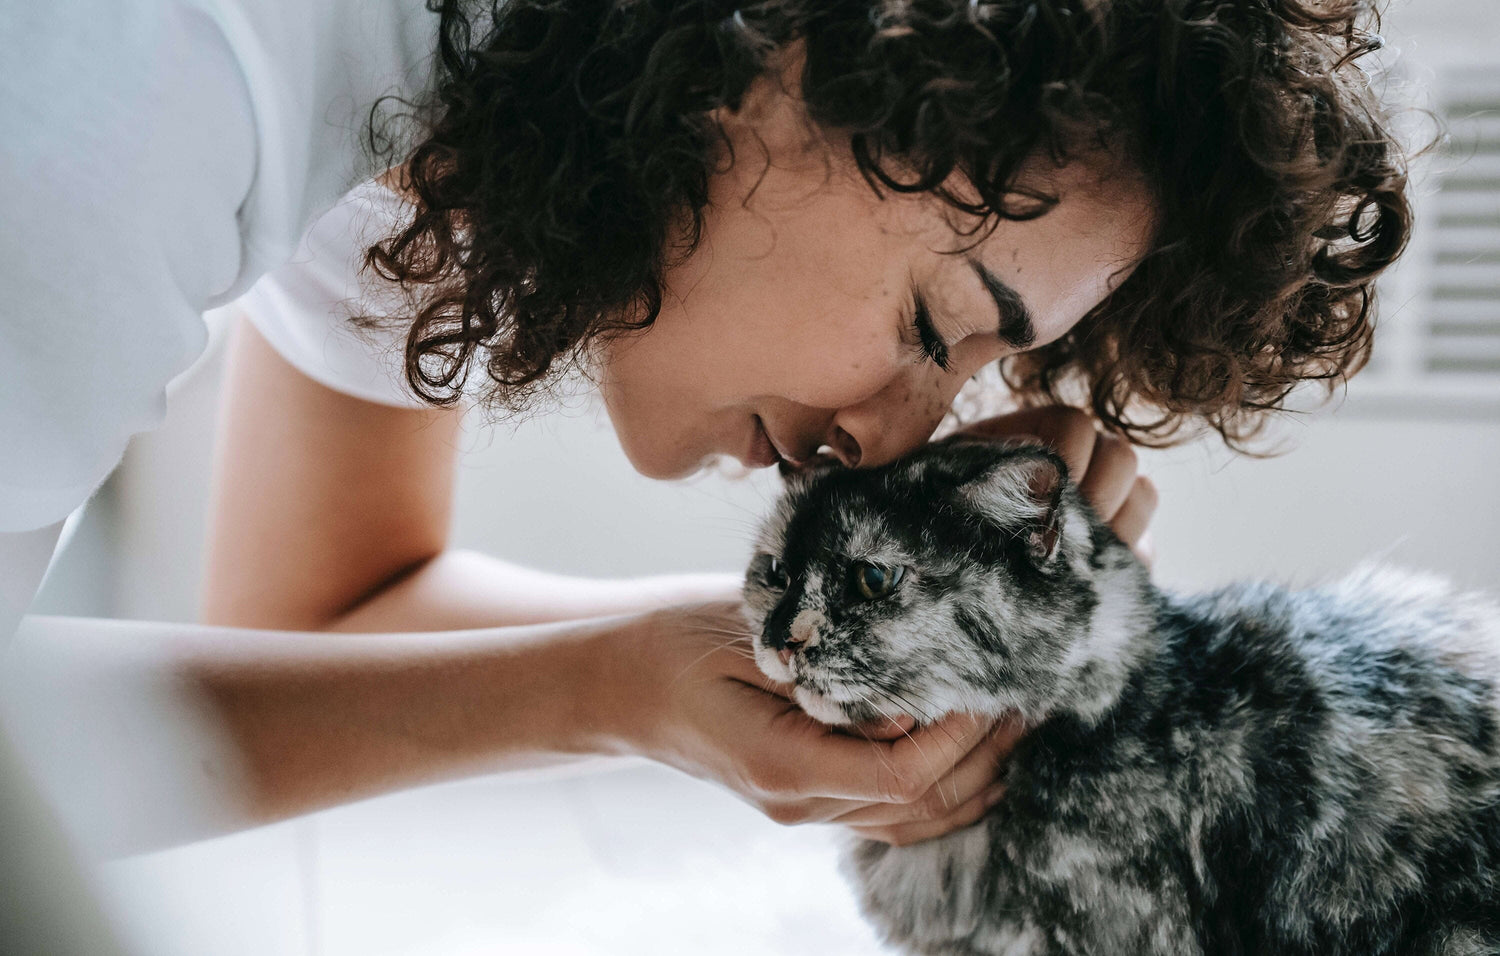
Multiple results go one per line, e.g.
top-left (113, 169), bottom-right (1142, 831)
top-left (196, 0), bottom-right (1407, 848)
top-left (1, 0), bottom-right (1406, 920)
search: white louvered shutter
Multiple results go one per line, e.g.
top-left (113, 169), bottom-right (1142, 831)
top-left (1427, 72), bottom-right (1500, 379)
top-left (1347, 67), bottom-right (1500, 412)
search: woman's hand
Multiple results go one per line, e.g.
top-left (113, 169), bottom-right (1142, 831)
top-left (605, 601), bottom-right (1024, 846)
top-left (951, 406), bottom-right (1159, 563)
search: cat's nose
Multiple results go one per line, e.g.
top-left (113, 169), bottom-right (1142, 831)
top-left (766, 607), bottom-right (821, 662)
top-left (789, 609), bottom-right (823, 649)
top-left (779, 628), bottom-right (812, 662)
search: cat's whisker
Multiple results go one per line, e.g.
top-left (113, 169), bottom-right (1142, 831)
top-left (690, 625), bottom-right (756, 639)
top-left (676, 610), bottom-right (752, 629)
top-left (861, 686), bottom-right (948, 811)
top-left (871, 686), bottom-right (964, 808)
top-left (672, 485), bottom-right (771, 524)
top-left (870, 687), bottom-right (961, 810)
top-left (690, 517), bottom-right (765, 537)
top-left (876, 685), bottom-right (940, 727)
top-left (845, 690), bottom-right (905, 792)
top-left (863, 688), bottom-right (930, 753)
top-left (670, 636), bottom-right (762, 685)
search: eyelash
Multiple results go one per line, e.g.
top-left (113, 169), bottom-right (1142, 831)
top-left (909, 292), bottom-right (951, 371)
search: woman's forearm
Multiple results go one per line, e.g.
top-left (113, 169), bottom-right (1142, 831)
top-left (322, 548), bottom-right (742, 632)
top-left (195, 610), bottom-right (645, 821)
top-left (2, 609), bottom-right (655, 857)
top-left (6, 554), bottom-right (740, 856)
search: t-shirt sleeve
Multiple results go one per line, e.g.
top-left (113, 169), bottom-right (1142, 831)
top-left (234, 181), bottom-right (431, 409)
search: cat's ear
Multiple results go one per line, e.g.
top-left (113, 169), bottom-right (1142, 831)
top-left (1017, 453), bottom-right (1065, 564)
top-left (959, 449), bottom-right (1067, 564)
top-left (777, 451), bottom-right (842, 488)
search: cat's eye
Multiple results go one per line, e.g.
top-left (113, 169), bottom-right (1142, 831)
top-left (851, 562), bottom-right (905, 600)
top-left (761, 555), bottom-right (789, 590)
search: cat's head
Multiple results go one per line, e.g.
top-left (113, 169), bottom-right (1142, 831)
top-left (743, 438), bottom-right (1154, 729)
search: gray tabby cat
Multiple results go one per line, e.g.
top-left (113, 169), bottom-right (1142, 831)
top-left (742, 438), bottom-right (1500, 956)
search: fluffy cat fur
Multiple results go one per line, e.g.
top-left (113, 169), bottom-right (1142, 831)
top-left (742, 438), bottom-right (1500, 956)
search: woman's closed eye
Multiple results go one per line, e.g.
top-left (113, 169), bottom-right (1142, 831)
top-left (907, 290), bottom-right (951, 371)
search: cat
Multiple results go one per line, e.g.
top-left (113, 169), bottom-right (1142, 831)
top-left (741, 437), bottom-right (1500, 956)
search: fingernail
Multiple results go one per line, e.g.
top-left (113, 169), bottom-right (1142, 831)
top-left (982, 782), bottom-right (1007, 807)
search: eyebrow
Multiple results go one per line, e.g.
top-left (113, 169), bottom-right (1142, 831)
top-left (968, 258), bottom-right (1037, 350)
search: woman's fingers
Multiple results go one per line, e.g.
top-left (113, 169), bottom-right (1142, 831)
top-left (1074, 431), bottom-right (1139, 523)
top-left (649, 601), bottom-right (1032, 845)
top-left (850, 713), bottom-right (918, 741)
top-left (744, 708), bottom-right (989, 805)
top-left (1108, 475), bottom-right (1158, 550)
top-left (1132, 529), bottom-right (1157, 566)
top-left (952, 406), bottom-right (1097, 478)
top-left (864, 711), bottom-right (996, 804)
top-left (847, 781), bottom-right (1004, 846)
top-left (826, 713), bottom-right (1023, 827)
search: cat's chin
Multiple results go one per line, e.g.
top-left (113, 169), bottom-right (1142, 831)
top-left (753, 646), bottom-right (919, 729)
top-left (792, 684), bottom-right (921, 732)
top-left (792, 685), bottom-right (859, 727)
top-left (752, 644), bottom-right (795, 684)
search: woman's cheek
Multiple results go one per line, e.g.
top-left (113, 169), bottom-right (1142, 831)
top-left (772, 332), bottom-right (913, 410)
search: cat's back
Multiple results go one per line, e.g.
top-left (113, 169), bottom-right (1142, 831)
top-left (1167, 564), bottom-right (1500, 756)
top-left (1159, 565), bottom-right (1500, 954)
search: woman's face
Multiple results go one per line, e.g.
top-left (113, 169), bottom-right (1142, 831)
top-left (597, 77), bottom-right (1157, 479)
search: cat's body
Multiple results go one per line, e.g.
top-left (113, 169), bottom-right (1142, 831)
top-left (743, 440), bottom-right (1500, 956)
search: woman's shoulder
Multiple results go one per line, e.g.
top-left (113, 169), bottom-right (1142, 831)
top-left (232, 175), bottom-right (430, 411)
top-left (203, 0), bottom-right (441, 278)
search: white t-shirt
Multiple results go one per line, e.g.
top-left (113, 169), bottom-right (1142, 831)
top-left (1, 0), bottom-right (439, 631)
top-left (237, 179), bottom-right (428, 410)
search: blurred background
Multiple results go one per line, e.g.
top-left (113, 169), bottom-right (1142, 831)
top-left (21, 0), bottom-right (1500, 952)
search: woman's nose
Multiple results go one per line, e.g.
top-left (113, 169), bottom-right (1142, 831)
top-left (825, 426), bottom-right (861, 468)
top-left (830, 372), bottom-right (958, 469)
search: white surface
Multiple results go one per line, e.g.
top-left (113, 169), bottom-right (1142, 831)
top-left (1144, 413), bottom-right (1500, 595)
top-left (100, 762), bottom-right (889, 956)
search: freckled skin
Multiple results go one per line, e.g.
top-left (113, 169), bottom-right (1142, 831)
top-left (594, 70), bottom-right (1157, 479)
top-left (746, 442), bottom-right (1500, 956)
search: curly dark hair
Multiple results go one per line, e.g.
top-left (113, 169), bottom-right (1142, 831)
top-left (367, 0), bottom-right (1409, 448)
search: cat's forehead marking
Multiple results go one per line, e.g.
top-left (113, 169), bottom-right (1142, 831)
top-left (801, 571), bottom-right (827, 610)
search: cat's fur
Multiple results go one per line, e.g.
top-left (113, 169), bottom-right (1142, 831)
top-left (742, 439), bottom-right (1500, 956)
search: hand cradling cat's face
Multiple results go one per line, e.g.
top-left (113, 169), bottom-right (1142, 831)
top-left (743, 440), bottom-right (1151, 729)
